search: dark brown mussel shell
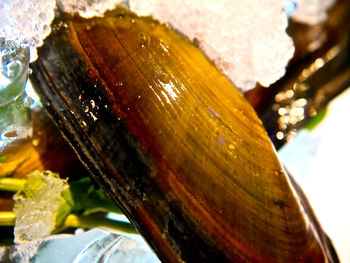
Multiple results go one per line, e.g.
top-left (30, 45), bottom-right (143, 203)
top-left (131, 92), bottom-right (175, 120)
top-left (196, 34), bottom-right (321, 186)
top-left (245, 0), bottom-right (350, 149)
top-left (29, 8), bottom-right (338, 263)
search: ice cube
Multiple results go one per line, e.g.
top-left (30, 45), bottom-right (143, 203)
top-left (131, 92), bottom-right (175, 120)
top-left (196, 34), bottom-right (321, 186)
top-left (0, 229), bottom-right (160, 263)
top-left (13, 171), bottom-right (68, 243)
top-left (0, 0), bottom-right (56, 62)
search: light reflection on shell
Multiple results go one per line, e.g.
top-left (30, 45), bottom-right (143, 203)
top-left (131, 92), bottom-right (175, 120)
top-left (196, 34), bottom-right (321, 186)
top-left (30, 7), bottom-right (338, 263)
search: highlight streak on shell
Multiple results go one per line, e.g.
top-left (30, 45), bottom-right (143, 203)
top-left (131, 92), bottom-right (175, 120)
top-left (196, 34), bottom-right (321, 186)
top-left (30, 8), bottom-right (337, 263)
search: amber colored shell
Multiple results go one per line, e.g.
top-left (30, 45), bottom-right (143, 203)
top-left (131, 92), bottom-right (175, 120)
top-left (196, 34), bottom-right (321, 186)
top-left (30, 8), bottom-right (337, 263)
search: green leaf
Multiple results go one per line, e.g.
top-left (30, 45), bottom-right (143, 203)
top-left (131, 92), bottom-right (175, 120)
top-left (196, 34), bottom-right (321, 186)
top-left (60, 177), bottom-right (122, 216)
top-left (55, 202), bottom-right (72, 225)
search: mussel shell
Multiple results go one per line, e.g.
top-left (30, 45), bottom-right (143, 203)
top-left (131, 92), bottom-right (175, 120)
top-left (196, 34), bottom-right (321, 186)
top-left (245, 0), bottom-right (350, 149)
top-left (30, 8), bottom-right (336, 263)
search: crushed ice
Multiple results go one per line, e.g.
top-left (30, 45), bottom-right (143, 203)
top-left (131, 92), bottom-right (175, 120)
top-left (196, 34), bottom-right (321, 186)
top-left (0, 0), bottom-right (335, 90)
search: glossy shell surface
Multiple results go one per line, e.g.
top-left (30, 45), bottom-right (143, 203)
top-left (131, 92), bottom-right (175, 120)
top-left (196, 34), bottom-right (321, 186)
top-left (30, 9), bottom-right (336, 263)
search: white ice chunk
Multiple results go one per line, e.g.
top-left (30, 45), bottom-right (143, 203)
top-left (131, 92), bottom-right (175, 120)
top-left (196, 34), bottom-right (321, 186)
top-left (292, 0), bottom-right (336, 25)
top-left (130, 0), bottom-right (294, 91)
top-left (13, 171), bottom-right (68, 243)
top-left (0, 0), bottom-right (56, 62)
